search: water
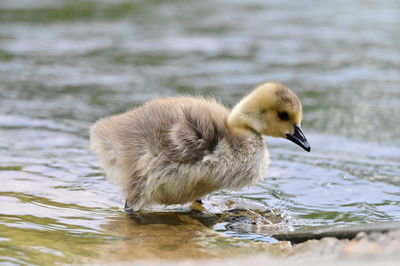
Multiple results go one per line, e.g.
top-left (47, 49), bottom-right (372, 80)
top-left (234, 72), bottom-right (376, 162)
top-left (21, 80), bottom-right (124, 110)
top-left (1, 0), bottom-right (399, 263)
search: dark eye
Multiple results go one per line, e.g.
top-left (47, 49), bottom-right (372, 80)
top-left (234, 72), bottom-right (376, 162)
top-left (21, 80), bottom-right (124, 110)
top-left (278, 111), bottom-right (289, 121)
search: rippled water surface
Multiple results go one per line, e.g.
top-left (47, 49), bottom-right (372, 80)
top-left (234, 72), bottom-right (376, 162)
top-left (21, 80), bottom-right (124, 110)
top-left (1, 0), bottom-right (400, 264)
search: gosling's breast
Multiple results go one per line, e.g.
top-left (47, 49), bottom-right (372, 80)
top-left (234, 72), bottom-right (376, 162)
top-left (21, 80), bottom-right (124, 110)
top-left (204, 134), bottom-right (269, 190)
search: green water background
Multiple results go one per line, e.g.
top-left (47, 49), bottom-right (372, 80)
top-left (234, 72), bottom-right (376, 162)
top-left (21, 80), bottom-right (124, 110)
top-left (1, 0), bottom-right (399, 264)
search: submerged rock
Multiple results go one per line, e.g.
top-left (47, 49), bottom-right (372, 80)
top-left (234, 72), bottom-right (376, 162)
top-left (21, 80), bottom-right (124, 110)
top-left (125, 197), bottom-right (291, 236)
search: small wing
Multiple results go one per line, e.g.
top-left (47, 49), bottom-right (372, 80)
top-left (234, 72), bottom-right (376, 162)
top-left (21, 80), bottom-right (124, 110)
top-left (166, 105), bottom-right (227, 163)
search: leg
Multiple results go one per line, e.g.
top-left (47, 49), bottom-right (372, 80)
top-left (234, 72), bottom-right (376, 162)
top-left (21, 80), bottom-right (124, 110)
top-left (124, 200), bottom-right (135, 214)
top-left (190, 199), bottom-right (205, 212)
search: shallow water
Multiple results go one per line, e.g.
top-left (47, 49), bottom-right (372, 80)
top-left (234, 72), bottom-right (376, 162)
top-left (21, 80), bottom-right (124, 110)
top-left (1, 0), bottom-right (399, 264)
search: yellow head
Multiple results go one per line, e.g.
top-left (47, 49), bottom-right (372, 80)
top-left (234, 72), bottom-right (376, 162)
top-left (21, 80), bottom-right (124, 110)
top-left (227, 82), bottom-right (310, 152)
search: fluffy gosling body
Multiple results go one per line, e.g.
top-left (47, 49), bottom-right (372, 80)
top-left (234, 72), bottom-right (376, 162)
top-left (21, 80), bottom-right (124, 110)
top-left (90, 82), bottom-right (310, 211)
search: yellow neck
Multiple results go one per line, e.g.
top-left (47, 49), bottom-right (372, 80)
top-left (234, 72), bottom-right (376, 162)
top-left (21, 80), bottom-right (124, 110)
top-left (227, 101), bottom-right (260, 137)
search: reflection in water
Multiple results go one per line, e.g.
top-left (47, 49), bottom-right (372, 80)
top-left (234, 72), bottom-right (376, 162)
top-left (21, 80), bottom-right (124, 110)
top-left (99, 214), bottom-right (279, 263)
top-left (0, 0), bottom-right (400, 264)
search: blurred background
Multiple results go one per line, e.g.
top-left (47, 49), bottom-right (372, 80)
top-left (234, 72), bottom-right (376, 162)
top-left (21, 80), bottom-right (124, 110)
top-left (0, 0), bottom-right (399, 264)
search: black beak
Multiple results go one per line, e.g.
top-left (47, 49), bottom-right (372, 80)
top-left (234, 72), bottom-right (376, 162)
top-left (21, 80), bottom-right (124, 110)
top-left (286, 125), bottom-right (311, 152)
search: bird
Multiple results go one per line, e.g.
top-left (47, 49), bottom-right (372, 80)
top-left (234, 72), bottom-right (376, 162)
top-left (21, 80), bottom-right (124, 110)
top-left (90, 82), bottom-right (310, 211)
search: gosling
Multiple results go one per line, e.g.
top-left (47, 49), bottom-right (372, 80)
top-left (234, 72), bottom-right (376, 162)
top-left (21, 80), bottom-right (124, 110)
top-left (90, 82), bottom-right (310, 211)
